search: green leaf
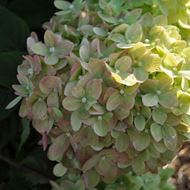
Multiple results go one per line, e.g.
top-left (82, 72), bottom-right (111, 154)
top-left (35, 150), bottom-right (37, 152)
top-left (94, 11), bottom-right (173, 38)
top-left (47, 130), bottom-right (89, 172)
top-left (71, 111), bottom-right (82, 132)
top-left (159, 168), bottom-right (175, 180)
top-left (0, 6), bottom-right (29, 51)
top-left (142, 93), bottom-right (158, 107)
top-left (53, 163), bottom-right (67, 177)
top-left (18, 118), bottom-right (30, 152)
top-left (152, 108), bottom-right (167, 125)
top-left (5, 96), bottom-right (22, 110)
top-left (134, 115), bottom-right (146, 131)
top-left (62, 97), bottom-right (81, 111)
top-left (150, 123), bottom-right (162, 142)
top-left (106, 91), bottom-right (121, 111)
top-left (125, 23), bottom-right (143, 43)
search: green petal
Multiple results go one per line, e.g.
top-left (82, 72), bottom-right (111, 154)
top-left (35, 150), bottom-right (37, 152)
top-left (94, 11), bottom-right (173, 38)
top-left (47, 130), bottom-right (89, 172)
top-left (106, 91), bottom-right (121, 111)
top-left (85, 170), bottom-right (100, 188)
top-left (31, 42), bottom-right (48, 56)
top-left (132, 158), bottom-right (145, 175)
top-left (79, 38), bottom-right (90, 62)
top-left (115, 133), bottom-right (129, 152)
top-left (53, 163), bottom-right (67, 177)
top-left (163, 53), bottom-right (178, 67)
top-left (125, 23), bottom-right (143, 43)
top-left (133, 132), bottom-right (150, 151)
top-left (124, 8), bottom-right (142, 24)
top-left (93, 120), bottom-right (108, 137)
top-left (153, 141), bottom-right (166, 153)
top-left (44, 54), bottom-right (59, 65)
top-left (86, 79), bottom-right (102, 100)
top-left (134, 115), bottom-right (146, 131)
top-left (150, 123), bottom-right (162, 142)
top-left (62, 97), bottom-right (81, 111)
top-left (142, 93), bottom-right (158, 107)
top-left (152, 108), bottom-right (167, 125)
top-left (133, 67), bottom-right (148, 82)
top-left (115, 56), bottom-right (132, 72)
top-left (114, 104), bottom-right (130, 120)
top-left (159, 92), bottom-right (178, 108)
top-left (44, 30), bottom-right (56, 47)
top-left (96, 158), bottom-right (117, 178)
top-left (93, 27), bottom-right (107, 37)
top-left (54, 0), bottom-right (71, 10)
top-left (71, 111), bottom-right (82, 131)
top-left (162, 125), bottom-right (177, 151)
top-left (82, 155), bottom-right (100, 172)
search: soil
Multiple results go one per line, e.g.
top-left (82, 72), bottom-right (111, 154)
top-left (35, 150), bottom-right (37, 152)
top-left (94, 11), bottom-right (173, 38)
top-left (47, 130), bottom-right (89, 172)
top-left (169, 142), bottom-right (190, 190)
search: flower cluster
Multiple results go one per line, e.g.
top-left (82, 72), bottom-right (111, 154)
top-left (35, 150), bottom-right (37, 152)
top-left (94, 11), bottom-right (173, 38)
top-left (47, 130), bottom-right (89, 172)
top-left (7, 0), bottom-right (190, 189)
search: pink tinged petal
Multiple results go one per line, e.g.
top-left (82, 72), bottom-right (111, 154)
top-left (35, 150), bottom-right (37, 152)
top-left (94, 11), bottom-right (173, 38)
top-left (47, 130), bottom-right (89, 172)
top-left (33, 55), bottom-right (42, 74)
top-left (12, 85), bottom-right (28, 96)
top-left (62, 97), bottom-right (81, 111)
top-left (44, 30), bottom-right (56, 47)
top-left (42, 132), bottom-right (48, 151)
top-left (32, 117), bottom-right (53, 134)
top-left (39, 76), bottom-right (62, 95)
top-left (44, 54), bottom-right (59, 65)
top-left (48, 134), bottom-right (70, 162)
top-left (56, 40), bottom-right (74, 58)
top-left (32, 99), bottom-right (47, 119)
top-left (106, 91), bottom-right (122, 111)
top-left (86, 79), bottom-right (102, 100)
top-left (19, 99), bottom-right (28, 117)
top-left (31, 42), bottom-right (48, 56)
top-left (47, 91), bottom-right (59, 107)
top-left (71, 85), bottom-right (85, 98)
